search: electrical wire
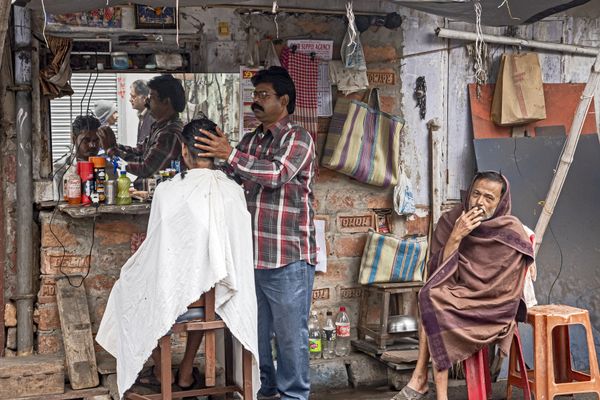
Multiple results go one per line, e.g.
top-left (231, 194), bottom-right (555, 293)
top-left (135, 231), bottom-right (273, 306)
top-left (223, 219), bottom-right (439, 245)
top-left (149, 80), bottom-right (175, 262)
top-left (512, 138), bottom-right (564, 304)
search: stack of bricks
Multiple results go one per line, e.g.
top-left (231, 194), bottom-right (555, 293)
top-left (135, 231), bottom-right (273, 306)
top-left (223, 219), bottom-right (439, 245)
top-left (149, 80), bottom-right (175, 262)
top-left (3, 301), bottom-right (17, 356)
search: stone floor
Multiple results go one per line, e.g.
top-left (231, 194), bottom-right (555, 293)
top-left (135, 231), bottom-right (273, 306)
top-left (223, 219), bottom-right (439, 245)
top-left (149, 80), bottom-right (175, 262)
top-left (311, 381), bottom-right (600, 399)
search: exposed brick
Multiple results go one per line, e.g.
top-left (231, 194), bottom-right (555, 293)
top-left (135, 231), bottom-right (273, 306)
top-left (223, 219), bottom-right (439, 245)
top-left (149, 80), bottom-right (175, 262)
top-left (37, 303), bottom-right (61, 331)
top-left (337, 213), bottom-right (375, 233)
top-left (5, 154), bottom-right (16, 184)
top-left (41, 249), bottom-right (91, 275)
top-left (334, 234), bottom-right (367, 258)
top-left (37, 275), bottom-right (57, 304)
top-left (326, 191), bottom-right (357, 210)
top-left (84, 274), bottom-right (117, 294)
top-left (95, 220), bottom-right (145, 247)
top-left (41, 221), bottom-right (78, 248)
top-left (363, 44), bottom-right (398, 63)
top-left (37, 330), bottom-right (64, 354)
top-left (405, 214), bottom-right (430, 237)
top-left (323, 258), bottom-right (361, 285)
top-left (379, 95), bottom-right (396, 114)
top-left (296, 19), bottom-right (330, 34)
top-left (4, 302), bottom-right (17, 327)
top-left (366, 193), bottom-right (394, 209)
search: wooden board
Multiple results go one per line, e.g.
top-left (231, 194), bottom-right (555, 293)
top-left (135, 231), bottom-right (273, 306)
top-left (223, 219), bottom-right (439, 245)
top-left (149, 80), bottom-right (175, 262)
top-left (469, 83), bottom-right (597, 139)
top-left (15, 385), bottom-right (109, 400)
top-left (56, 277), bottom-right (99, 390)
top-left (0, 355), bottom-right (64, 399)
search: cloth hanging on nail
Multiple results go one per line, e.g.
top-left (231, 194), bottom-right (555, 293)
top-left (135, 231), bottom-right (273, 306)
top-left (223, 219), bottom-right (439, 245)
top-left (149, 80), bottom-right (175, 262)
top-left (280, 46), bottom-right (319, 144)
top-left (40, 36), bottom-right (74, 99)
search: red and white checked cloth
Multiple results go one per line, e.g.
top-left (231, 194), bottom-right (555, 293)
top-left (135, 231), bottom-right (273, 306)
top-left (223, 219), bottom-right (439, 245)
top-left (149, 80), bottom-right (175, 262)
top-left (280, 46), bottom-right (319, 143)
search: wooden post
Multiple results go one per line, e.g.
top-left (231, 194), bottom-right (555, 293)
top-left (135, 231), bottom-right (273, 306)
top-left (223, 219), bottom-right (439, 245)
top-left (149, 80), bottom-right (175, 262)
top-left (534, 52), bottom-right (600, 255)
top-left (0, 0), bottom-right (11, 72)
top-left (428, 118), bottom-right (444, 226)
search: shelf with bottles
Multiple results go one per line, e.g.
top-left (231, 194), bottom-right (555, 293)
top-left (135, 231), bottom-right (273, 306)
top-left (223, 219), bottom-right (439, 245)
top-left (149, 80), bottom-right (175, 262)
top-left (58, 202), bottom-right (151, 218)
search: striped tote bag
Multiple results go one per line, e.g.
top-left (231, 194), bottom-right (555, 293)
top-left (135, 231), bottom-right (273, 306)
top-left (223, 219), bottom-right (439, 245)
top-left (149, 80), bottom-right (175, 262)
top-left (358, 230), bottom-right (428, 285)
top-left (325, 88), bottom-right (403, 187)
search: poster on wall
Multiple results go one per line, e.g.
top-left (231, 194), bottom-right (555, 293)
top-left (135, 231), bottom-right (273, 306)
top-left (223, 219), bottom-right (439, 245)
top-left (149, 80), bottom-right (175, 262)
top-left (287, 39), bottom-right (333, 117)
top-left (240, 66), bottom-right (263, 140)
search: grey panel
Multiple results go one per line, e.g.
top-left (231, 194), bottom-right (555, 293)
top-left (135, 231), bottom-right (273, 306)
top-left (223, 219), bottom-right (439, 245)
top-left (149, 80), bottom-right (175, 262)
top-left (474, 135), bottom-right (600, 370)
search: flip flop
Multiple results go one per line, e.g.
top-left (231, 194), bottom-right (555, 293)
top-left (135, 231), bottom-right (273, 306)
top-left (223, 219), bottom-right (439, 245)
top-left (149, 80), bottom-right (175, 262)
top-left (392, 385), bottom-right (428, 400)
top-left (175, 366), bottom-right (202, 390)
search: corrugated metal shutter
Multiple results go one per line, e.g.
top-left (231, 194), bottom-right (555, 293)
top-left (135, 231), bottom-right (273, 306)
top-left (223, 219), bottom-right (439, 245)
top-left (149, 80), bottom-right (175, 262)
top-left (50, 73), bottom-right (119, 162)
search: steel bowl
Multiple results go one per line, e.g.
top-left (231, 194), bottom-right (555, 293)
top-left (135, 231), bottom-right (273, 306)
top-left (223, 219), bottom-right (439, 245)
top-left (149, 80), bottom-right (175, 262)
top-left (388, 315), bottom-right (418, 333)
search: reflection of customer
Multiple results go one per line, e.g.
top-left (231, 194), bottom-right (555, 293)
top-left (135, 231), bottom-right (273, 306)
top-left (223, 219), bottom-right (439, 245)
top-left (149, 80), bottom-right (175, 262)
top-left (130, 80), bottom-right (155, 144)
top-left (97, 74), bottom-right (184, 182)
top-left (94, 100), bottom-right (118, 126)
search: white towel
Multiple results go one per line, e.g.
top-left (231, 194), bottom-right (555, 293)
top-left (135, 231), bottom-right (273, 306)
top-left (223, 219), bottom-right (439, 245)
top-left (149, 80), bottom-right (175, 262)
top-left (96, 169), bottom-right (259, 399)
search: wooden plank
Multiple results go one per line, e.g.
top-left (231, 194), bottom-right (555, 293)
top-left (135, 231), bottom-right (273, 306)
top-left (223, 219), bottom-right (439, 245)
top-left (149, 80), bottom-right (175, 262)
top-left (55, 277), bottom-right (99, 390)
top-left (469, 83), bottom-right (597, 139)
top-left (14, 386), bottom-right (108, 400)
top-left (0, 355), bottom-right (64, 399)
top-left (381, 349), bottom-right (420, 364)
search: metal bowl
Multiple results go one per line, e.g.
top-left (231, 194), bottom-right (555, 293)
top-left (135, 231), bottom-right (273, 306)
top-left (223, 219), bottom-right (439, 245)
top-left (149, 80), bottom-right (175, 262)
top-left (388, 315), bottom-right (418, 333)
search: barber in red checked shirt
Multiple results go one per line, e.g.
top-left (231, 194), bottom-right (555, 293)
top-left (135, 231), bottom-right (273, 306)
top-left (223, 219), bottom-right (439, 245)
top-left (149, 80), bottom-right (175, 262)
top-left (195, 66), bottom-right (316, 400)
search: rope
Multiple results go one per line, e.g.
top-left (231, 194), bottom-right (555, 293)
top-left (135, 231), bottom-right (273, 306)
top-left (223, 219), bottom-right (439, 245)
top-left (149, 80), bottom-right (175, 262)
top-left (176, 0), bottom-right (180, 47)
top-left (474, 1), bottom-right (488, 94)
top-left (40, 0), bottom-right (50, 49)
top-left (498, 0), bottom-right (520, 21)
top-left (272, 1), bottom-right (280, 39)
top-left (345, 1), bottom-right (357, 57)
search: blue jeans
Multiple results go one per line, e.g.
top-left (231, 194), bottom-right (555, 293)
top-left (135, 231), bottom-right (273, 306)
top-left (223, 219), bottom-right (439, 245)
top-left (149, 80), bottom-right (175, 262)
top-left (255, 260), bottom-right (315, 400)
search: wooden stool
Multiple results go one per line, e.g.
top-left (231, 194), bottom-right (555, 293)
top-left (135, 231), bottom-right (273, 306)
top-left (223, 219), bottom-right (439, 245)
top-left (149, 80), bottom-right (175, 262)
top-left (126, 289), bottom-right (253, 400)
top-left (525, 304), bottom-right (600, 400)
top-left (463, 346), bottom-right (492, 400)
top-left (357, 282), bottom-right (422, 350)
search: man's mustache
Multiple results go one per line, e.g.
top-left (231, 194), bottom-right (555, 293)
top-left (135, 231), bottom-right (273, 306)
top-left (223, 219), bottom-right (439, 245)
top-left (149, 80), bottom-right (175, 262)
top-left (251, 103), bottom-right (264, 112)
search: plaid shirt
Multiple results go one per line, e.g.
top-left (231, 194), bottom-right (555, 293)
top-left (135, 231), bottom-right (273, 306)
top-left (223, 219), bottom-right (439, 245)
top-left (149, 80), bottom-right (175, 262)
top-left (226, 116), bottom-right (317, 270)
top-left (113, 115), bottom-right (183, 178)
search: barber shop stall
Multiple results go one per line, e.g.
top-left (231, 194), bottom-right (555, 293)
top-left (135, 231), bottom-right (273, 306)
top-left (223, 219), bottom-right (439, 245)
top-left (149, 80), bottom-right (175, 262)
top-left (1, 0), bottom-right (600, 399)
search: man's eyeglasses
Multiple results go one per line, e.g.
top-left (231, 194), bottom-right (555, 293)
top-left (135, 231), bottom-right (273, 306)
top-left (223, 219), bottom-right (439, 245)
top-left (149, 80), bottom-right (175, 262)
top-left (252, 90), bottom-right (277, 100)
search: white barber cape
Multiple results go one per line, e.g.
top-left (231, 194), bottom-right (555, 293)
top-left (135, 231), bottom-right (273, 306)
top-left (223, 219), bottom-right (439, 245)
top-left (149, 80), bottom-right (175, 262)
top-left (96, 169), bottom-right (259, 399)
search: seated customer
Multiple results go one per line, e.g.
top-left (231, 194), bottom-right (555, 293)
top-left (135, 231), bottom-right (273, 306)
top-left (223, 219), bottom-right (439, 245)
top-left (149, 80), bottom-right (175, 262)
top-left (392, 172), bottom-right (534, 400)
top-left (53, 115), bottom-right (101, 201)
top-left (96, 117), bottom-right (259, 399)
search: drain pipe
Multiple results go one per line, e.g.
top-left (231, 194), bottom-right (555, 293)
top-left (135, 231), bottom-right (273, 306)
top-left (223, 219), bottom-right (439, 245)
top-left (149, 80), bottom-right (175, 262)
top-left (14, 5), bottom-right (34, 356)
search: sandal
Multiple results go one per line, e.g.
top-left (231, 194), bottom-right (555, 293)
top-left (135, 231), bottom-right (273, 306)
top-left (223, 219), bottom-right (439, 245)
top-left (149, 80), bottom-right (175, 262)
top-left (175, 367), bottom-right (202, 390)
top-left (392, 385), bottom-right (428, 400)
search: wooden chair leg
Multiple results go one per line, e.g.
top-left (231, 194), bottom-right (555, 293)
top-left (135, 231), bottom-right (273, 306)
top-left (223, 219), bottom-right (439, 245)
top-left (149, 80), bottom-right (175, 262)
top-left (242, 348), bottom-right (253, 399)
top-left (205, 330), bottom-right (216, 387)
top-left (159, 335), bottom-right (172, 400)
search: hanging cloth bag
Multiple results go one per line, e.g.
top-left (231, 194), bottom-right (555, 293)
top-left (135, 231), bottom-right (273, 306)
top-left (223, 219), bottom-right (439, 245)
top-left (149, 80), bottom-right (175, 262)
top-left (491, 52), bottom-right (546, 126)
top-left (325, 88), bottom-right (403, 187)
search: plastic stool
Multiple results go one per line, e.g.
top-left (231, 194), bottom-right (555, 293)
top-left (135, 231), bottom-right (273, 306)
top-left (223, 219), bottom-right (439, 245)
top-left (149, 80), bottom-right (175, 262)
top-left (506, 326), bottom-right (532, 399)
top-left (463, 346), bottom-right (492, 400)
top-left (526, 304), bottom-right (600, 400)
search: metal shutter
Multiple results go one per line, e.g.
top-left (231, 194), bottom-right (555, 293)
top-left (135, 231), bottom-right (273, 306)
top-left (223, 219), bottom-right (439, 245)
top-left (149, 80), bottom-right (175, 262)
top-left (50, 73), bottom-right (119, 162)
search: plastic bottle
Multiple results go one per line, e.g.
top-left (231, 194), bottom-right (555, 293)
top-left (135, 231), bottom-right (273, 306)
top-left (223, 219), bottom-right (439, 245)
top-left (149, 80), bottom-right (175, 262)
top-left (116, 171), bottom-right (132, 205)
top-left (335, 306), bottom-right (351, 357)
top-left (64, 165), bottom-right (82, 205)
top-left (308, 310), bottom-right (322, 360)
top-left (78, 161), bottom-right (95, 206)
top-left (322, 310), bottom-right (336, 359)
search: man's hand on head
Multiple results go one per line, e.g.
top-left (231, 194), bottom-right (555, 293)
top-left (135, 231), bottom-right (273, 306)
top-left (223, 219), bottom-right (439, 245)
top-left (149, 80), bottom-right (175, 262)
top-left (194, 127), bottom-right (233, 160)
top-left (97, 126), bottom-right (117, 150)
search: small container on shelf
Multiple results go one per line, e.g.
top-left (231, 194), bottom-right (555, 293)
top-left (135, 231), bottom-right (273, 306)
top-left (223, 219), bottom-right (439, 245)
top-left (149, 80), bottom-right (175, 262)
top-left (111, 52), bottom-right (129, 70)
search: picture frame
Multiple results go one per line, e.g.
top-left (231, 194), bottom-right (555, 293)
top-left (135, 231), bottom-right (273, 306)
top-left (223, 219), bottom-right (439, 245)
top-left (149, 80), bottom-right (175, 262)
top-left (135, 5), bottom-right (176, 29)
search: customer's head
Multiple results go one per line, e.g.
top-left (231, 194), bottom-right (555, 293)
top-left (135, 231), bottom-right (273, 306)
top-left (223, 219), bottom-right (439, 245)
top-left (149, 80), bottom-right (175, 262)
top-left (250, 66), bottom-right (296, 125)
top-left (468, 171), bottom-right (507, 221)
top-left (130, 80), bottom-right (150, 112)
top-left (180, 117), bottom-right (218, 170)
top-left (146, 74), bottom-right (185, 121)
top-left (94, 100), bottom-right (118, 126)
top-left (71, 115), bottom-right (101, 160)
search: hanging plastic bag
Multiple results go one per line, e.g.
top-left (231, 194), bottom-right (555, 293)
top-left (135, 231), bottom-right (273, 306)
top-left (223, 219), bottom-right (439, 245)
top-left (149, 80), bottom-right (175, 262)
top-left (245, 27), bottom-right (260, 67)
top-left (265, 40), bottom-right (281, 68)
top-left (341, 3), bottom-right (367, 71)
top-left (393, 168), bottom-right (416, 215)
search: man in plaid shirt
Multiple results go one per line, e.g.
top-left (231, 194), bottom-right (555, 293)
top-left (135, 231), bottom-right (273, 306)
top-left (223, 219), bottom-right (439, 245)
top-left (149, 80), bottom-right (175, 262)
top-left (196, 66), bottom-right (316, 400)
top-left (98, 75), bottom-right (184, 184)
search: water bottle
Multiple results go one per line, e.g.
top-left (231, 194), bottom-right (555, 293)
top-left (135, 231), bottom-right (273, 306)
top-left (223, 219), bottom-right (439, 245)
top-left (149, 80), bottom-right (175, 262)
top-left (116, 171), bottom-right (132, 205)
top-left (322, 310), bottom-right (336, 359)
top-left (308, 311), bottom-right (322, 360)
top-left (335, 306), bottom-right (351, 357)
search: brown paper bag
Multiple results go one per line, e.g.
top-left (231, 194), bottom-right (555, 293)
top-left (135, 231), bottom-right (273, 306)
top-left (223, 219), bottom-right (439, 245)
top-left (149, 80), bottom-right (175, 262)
top-left (491, 53), bottom-right (546, 126)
